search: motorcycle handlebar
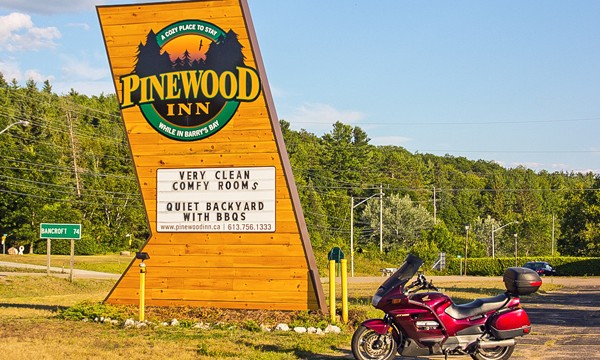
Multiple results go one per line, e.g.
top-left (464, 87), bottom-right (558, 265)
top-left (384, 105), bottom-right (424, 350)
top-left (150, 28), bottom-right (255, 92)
top-left (405, 273), bottom-right (439, 293)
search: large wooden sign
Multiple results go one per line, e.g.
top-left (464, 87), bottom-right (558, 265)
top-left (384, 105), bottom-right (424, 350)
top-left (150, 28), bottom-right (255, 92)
top-left (97, 0), bottom-right (326, 311)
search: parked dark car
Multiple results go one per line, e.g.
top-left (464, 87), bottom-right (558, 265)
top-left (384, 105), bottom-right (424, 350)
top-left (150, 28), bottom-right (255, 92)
top-left (523, 261), bottom-right (557, 276)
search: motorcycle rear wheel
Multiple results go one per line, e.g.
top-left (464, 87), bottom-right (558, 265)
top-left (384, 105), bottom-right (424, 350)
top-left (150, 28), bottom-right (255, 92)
top-left (471, 344), bottom-right (515, 360)
top-left (351, 325), bottom-right (398, 360)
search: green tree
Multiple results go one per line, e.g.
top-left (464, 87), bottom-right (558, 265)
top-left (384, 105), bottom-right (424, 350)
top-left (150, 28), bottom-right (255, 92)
top-left (560, 176), bottom-right (600, 256)
top-left (423, 221), bottom-right (464, 257)
top-left (362, 193), bottom-right (434, 250)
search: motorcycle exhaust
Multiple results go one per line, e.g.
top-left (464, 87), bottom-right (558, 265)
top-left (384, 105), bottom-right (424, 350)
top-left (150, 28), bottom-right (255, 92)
top-left (478, 339), bottom-right (516, 349)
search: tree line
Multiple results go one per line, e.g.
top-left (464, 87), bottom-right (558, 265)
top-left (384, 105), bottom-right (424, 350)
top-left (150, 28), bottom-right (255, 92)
top-left (0, 77), bottom-right (597, 259)
top-left (280, 120), bottom-right (599, 263)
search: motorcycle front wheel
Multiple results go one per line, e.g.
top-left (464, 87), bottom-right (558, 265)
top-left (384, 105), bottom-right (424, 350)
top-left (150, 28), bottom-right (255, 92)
top-left (351, 325), bottom-right (398, 360)
top-left (471, 344), bottom-right (515, 360)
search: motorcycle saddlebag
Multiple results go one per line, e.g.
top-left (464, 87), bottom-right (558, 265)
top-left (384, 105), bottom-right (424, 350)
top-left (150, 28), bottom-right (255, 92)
top-left (488, 308), bottom-right (531, 339)
top-left (503, 267), bottom-right (542, 295)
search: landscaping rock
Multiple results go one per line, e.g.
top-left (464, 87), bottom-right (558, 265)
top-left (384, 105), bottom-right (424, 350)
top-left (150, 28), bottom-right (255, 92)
top-left (193, 322), bottom-right (210, 330)
top-left (123, 319), bottom-right (135, 328)
top-left (275, 323), bottom-right (290, 331)
top-left (293, 326), bottom-right (307, 333)
top-left (324, 325), bottom-right (341, 334)
top-left (136, 321), bottom-right (147, 329)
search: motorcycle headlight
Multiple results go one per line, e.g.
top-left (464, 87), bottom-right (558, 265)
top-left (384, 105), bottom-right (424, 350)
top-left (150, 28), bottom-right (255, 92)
top-left (372, 294), bottom-right (382, 307)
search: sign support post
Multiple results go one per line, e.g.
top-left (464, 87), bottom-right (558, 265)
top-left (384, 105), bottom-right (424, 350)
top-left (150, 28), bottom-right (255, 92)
top-left (70, 239), bottom-right (75, 283)
top-left (46, 239), bottom-right (51, 276)
top-left (39, 223), bottom-right (81, 281)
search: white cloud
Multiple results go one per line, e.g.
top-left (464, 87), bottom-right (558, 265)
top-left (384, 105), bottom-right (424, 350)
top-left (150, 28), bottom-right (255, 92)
top-left (371, 135), bottom-right (412, 146)
top-left (0, 58), bottom-right (21, 81)
top-left (0, 0), bottom-right (174, 14)
top-left (0, 12), bottom-right (32, 38)
top-left (551, 163), bottom-right (569, 170)
top-left (0, 58), bottom-right (55, 84)
top-left (66, 23), bottom-right (90, 31)
top-left (563, 167), bottom-right (599, 174)
top-left (52, 80), bottom-right (115, 96)
top-left (24, 69), bottom-right (55, 83)
top-left (0, 13), bottom-right (61, 52)
top-left (0, 0), bottom-right (106, 14)
top-left (286, 102), bottom-right (364, 133)
top-left (61, 56), bottom-right (108, 81)
top-left (511, 162), bottom-right (548, 171)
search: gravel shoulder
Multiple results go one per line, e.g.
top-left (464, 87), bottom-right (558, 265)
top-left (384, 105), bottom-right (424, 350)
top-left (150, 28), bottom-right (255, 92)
top-left (0, 260), bottom-right (120, 279)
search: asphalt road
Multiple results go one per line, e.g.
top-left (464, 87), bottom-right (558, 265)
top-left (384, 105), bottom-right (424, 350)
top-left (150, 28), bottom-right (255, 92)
top-left (516, 282), bottom-right (600, 360)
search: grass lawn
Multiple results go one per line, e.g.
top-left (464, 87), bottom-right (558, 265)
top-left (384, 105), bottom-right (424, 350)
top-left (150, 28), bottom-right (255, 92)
top-left (0, 259), bottom-right (557, 360)
top-left (0, 253), bottom-right (131, 274)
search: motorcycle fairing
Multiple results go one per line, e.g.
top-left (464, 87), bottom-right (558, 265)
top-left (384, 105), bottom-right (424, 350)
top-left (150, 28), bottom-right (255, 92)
top-left (374, 254), bottom-right (424, 305)
top-left (361, 318), bottom-right (391, 335)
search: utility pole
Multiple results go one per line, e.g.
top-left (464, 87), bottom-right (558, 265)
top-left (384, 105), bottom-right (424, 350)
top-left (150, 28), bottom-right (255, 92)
top-left (491, 221), bottom-right (518, 259)
top-left (379, 184), bottom-right (383, 253)
top-left (350, 192), bottom-right (384, 276)
top-left (433, 186), bottom-right (437, 225)
top-left (464, 225), bottom-right (469, 276)
top-left (552, 213), bottom-right (555, 256)
top-left (514, 233), bottom-right (518, 267)
top-left (66, 110), bottom-right (81, 197)
top-left (350, 196), bottom-right (354, 277)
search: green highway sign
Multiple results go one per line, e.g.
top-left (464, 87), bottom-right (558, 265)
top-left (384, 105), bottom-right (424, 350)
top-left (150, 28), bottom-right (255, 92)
top-left (39, 223), bottom-right (81, 239)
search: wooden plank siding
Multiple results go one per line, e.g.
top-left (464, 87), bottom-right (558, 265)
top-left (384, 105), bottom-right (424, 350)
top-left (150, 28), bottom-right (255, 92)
top-left (97, 0), bottom-right (326, 312)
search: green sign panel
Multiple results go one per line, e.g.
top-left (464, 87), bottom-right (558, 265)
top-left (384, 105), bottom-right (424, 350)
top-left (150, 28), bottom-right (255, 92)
top-left (39, 223), bottom-right (81, 239)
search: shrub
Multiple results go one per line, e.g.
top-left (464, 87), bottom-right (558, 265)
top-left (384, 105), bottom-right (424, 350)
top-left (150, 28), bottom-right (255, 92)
top-left (444, 256), bottom-right (600, 276)
top-left (59, 301), bottom-right (134, 321)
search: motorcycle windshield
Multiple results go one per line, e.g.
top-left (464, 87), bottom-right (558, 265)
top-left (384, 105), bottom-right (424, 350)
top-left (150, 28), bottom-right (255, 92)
top-left (376, 254), bottom-right (424, 297)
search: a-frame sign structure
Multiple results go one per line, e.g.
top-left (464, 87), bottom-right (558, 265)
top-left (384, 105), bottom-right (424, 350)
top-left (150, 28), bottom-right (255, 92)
top-left (97, 0), bottom-right (326, 311)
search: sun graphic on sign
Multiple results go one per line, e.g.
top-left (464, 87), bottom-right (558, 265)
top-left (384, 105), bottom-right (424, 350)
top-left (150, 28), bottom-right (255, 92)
top-left (162, 34), bottom-right (208, 63)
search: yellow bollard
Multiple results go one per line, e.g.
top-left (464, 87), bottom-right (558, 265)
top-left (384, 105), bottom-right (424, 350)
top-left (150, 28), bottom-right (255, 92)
top-left (329, 259), bottom-right (336, 323)
top-left (341, 259), bottom-right (348, 324)
top-left (139, 262), bottom-right (146, 322)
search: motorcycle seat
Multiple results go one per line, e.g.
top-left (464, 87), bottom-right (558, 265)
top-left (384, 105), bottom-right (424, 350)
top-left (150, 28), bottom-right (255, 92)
top-left (444, 293), bottom-right (509, 319)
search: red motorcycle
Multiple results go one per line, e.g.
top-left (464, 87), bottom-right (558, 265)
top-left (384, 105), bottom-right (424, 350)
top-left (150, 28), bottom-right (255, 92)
top-left (352, 254), bottom-right (541, 360)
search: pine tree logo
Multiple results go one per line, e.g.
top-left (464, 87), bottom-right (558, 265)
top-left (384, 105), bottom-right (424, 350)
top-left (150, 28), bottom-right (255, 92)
top-left (119, 20), bottom-right (261, 141)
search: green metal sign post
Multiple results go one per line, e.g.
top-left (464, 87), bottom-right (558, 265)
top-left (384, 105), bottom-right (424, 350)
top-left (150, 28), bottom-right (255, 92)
top-left (39, 223), bottom-right (81, 281)
top-left (40, 223), bottom-right (81, 239)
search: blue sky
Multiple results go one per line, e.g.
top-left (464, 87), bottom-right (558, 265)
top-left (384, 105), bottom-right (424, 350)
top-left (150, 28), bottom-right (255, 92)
top-left (0, 0), bottom-right (599, 173)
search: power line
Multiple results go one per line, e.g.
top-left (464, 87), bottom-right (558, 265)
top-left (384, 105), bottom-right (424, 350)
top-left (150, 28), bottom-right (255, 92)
top-left (290, 116), bottom-right (600, 127)
top-left (415, 149), bottom-right (600, 154)
top-left (0, 188), bottom-right (143, 208)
